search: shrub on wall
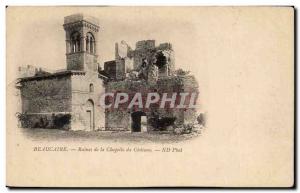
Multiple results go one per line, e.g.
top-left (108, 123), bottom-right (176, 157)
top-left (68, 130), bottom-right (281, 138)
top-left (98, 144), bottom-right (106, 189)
top-left (174, 123), bottom-right (195, 135)
top-left (16, 113), bottom-right (31, 128)
top-left (197, 113), bottom-right (206, 126)
top-left (16, 113), bottom-right (71, 130)
top-left (53, 114), bottom-right (71, 130)
top-left (149, 116), bottom-right (176, 131)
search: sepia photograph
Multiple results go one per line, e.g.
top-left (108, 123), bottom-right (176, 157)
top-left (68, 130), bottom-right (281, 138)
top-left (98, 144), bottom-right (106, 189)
top-left (5, 6), bottom-right (294, 188)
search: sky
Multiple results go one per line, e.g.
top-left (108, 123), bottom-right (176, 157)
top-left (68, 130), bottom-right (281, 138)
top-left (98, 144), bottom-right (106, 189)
top-left (7, 6), bottom-right (210, 110)
top-left (11, 6), bottom-right (290, 112)
top-left (7, 7), bottom-right (208, 70)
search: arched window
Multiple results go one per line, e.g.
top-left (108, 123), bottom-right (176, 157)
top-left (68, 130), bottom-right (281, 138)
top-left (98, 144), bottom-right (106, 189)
top-left (86, 38), bottom-right (89, 52)
top-left (89, 83), bottom-right (94, 92)
top-left (86, 33), bottom-right (95, 54)
top-left (70, 31), bottom-right (81, 53)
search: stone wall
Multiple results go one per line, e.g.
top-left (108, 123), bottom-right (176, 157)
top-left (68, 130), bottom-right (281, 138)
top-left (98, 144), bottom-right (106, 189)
top-left (71, 71), bottom-right (105, 131)
top-left (104, 74), bottom-right (199, 132)
top-left (115, 58), bottom-right (126, 80)
top-left (104, 60), bottom-right (117, 80)
top-left (105, 110), bottom-right (130, 130)
top-left (67, 53), bottom-right (98, 72)
top-left (105, 80), bottom-right (148, 130)
top-left (132, 41), bottom-right (156, 71)
top-left (180, 75), bottom-right (198, 124)
top-left (19, 74), bottom-right (72, 129)
top-left (131, 40), bottom-right (175, 79)
top-left (136, 40), bottom-right (155, 50)
top-left (20, 75), bottom-right (72, 113)
top-left (105, 40), bottom-right (176, 82)
top-left (66, 53), bottom-right (84, 70)
top-left (85, 53), bottom-right (98, 72)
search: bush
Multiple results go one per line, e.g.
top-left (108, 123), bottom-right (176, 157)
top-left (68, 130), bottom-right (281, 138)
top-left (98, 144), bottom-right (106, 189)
top-left (16, 112), bottom-right (31, 128)
top-left (34, 116), bottom-right (49, 128)
top-left (197, 113), bottom-right (206, 126)
top-left (174, 123), bottom-right (195, 135)
top-left (149, 117), bottom-right (176, 131)
top-left (16, 113), bottom-right (71, 129)
top-left (53, 114), bottom-right (71, 129)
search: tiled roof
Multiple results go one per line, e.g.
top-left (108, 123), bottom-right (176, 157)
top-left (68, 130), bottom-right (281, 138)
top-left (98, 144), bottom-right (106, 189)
top-left (18, 70), bottom-right (86, 82)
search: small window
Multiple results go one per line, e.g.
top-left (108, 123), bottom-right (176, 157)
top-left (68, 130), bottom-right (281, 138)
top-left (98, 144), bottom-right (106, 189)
top-left (89, 83), bottom-right (94, 92)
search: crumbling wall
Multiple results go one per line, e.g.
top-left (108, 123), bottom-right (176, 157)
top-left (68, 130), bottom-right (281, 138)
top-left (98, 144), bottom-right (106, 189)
top-left (103, 59), bottom-right (126, 81)
top-left (104, 80), bottom-right (148, 130)
top-left (18, 65), bottom-right (37, 78)
top-left (156, 75), bottom-right (199, 126)
top-left (132, 40), bottom-right (156, 72)
top-left (105, 40), bottom-right (175, 82)
top-left (105, 111), bottom-right (130, 130)
top-left (104, 74), bottom-right (199, 132)
top-left (115, 58), bottom-right (126, 80)
top-left (131, 40), bottom-right (175, 80)
top-left (154, 48), bottom-right (175, 77)
top-left (180, 75), bottom-right (199, 124)
top-left (102, 39), bottom-right (199, 132)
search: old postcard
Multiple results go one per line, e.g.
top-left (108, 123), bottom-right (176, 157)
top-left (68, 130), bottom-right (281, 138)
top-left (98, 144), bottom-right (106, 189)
top-left (6, 6), bottom-right (294, 187)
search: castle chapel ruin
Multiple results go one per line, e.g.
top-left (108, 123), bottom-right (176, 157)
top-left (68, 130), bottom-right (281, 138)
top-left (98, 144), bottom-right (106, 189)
top-left (17, 13), bottom-right (199, 132)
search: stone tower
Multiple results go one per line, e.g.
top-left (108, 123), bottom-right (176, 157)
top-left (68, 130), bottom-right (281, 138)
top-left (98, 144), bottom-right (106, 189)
top-left (63, 14), bottom-right (100, 72)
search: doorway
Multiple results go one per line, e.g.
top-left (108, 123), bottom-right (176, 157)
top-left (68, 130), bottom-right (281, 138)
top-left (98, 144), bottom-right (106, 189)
top-left (86, 99), bottom-right (94, 131)
top-left (131, 111), bottom-right (147, 132)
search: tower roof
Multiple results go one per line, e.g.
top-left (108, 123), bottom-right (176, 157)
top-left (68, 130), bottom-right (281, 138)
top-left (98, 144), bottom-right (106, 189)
top-left (64, 13), bottom-right (99, 26)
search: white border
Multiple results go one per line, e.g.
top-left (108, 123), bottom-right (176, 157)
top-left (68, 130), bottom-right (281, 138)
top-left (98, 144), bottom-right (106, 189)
top-left (0, 0), bottom-right (297, 6)
top-left (0, 1), bottom-right (298, 192)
